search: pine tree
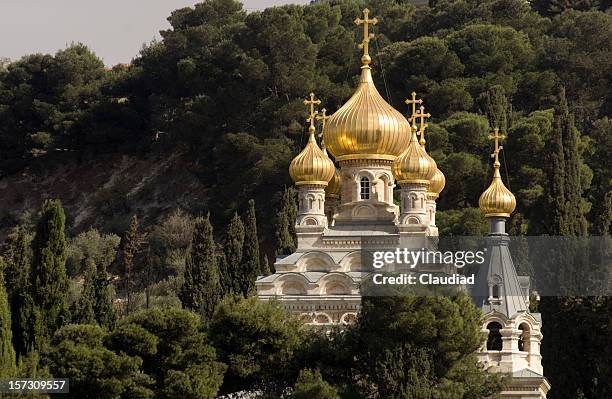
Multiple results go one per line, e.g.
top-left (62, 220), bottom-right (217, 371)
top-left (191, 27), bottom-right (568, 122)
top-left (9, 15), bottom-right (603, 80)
top-left (72, 261), bottom-right (96, 325)
top-left (1, 226), bottom-right (33, 358)
top-left (225, 212), bottom-right (245, 295)
top-left (477, 85), bottom-right (512, 133)
top-left (121, 215), bottom-right (146, 315)
top-left (275, 187), bottom-right (297, 256)
top-left (179, 215), bottom-right (222, 319)
top-left (0, 258), bottom-right (16, 377)
top-left (30, 199), bottom-right (69, 346)
top-left (241, 200), bottom-right (260, 296)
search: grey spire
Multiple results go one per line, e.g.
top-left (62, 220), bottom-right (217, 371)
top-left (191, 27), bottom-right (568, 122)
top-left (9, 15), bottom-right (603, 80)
top-left (472, 218), bottom-right (528, 318)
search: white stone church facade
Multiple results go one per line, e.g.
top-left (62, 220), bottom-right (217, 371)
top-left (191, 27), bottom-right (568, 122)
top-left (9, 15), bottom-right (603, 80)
top-left (256, 9), bottom-right (550, 398)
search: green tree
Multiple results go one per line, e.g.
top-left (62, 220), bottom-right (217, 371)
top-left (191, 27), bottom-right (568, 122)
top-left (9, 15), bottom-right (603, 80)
top-left (66, 229), bottom-right (120, 277)
top-left (348, 294), bottom-right (504, 398)
top-left (179, 215), bottom-right (222, 319)
top-left (292, 369), bottom-right (339, 399)
top-left (121, 215), bottom-right (147, 315)
top-left (477, 85), bottom-right (512, 132)
top-left (107, 307), bottom-right (226, 398)
top-left (72, 262), bottom-right (96, 325)
top-left (1, 226), bottom-right (34, 357)
top-left (275, 187), bottom-right (297, 256)
top-left (240, 199), bottom-right (260, 296)
top-left (224, 212), bottom-right (245, 295)
top-left (209, 296), bottom-right (309, 396)
top-left (0, 257), bottom-right (16, 377)
top-left (557, 89), bottom-right (589, 236)
top-left (93, 266), bottom-right (117, 330)
top-left (30, 199), bottom-right (69, 347)
top-left (261, 256), bottom-right (272, 276)
top-left (47, 324), bottom-right (154, 399)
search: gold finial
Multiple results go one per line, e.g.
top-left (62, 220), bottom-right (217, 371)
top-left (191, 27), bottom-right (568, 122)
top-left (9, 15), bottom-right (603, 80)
top-left (413, 105), bottom-right (431, 147)
top-left (304, 92), bottom-right (321, 133)
top-left (489, 128), bottom-right (506, 167)
top-left (405, 92), bottom-right (423, 125)
top-left (479, 127), bottom-right (515, 218)
top-left (354, 8), bottom-right (378, 67)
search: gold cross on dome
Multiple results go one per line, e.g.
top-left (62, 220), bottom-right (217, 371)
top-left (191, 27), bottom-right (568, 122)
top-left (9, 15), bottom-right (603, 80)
top-left (413, 106), bottom-right (431, 147)
top-left (488, 128), bottom-right (506, 165)
top-left (405, 92), bottom-right (423, 124)
top-left (315, 108), bottom-right (330, 138)
top-left (304, 92), bottom-right (321, 128)
top-left (354, 8), bottom-right (378, 65)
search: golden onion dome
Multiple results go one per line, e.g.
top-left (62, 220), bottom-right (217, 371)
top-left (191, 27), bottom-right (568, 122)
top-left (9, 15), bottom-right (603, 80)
top-left (323, 66), bottom-right (412, 161)
top-left (393, 131), bottom-right (437, 185)
top-left (325, 166), bottom-right (341, 198)
top-left (289, 126), bottom-right (335, 186)
top-left (428, 167), bottom-right (446, 198)
top-left (479, 165), bottom-right (516, 218)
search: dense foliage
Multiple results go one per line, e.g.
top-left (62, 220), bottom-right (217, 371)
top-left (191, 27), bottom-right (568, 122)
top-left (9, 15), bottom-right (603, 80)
top-left (0, 0), bottom-right (610, 397)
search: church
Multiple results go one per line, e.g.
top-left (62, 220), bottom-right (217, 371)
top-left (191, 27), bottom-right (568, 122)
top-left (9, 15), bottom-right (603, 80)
top-left (256, 9), bottom-right (550, 398)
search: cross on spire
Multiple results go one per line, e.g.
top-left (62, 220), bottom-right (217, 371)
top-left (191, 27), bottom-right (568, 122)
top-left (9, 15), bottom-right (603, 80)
top-left (304, 92), bottom-right (321, 133)
top-left (413, 106), bottom-right (431, 147)
top-left (405, 92), bottom-right (423, 125)
top-left (489, 128), bottom-right (506, 166)
top-left (315, 108), bottom-right (330, 139)
top-left (354, 8), bottom-right (378, 66)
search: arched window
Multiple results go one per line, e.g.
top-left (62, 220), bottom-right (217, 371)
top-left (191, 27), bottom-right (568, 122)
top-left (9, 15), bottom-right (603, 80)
top-left (492, 284), bottom-right (500, 299)
top-left (486, 322), bottom-right (503, 351)
top-left (518, 323), bottom-right (530, 352)
top-left (360, 177), bottom-right (370, 200)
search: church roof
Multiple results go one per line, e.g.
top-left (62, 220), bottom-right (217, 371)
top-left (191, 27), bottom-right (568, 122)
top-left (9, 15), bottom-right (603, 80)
top-left (472, 234), bottom-right (529, 318)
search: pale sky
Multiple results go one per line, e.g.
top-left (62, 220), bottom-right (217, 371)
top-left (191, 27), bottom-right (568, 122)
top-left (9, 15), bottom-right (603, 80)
top-left (0, 0), bottom-right (309, 66)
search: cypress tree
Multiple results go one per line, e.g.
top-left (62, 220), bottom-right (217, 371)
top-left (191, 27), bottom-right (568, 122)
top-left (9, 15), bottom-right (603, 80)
top-left (72, 261), bottom-right (96, 325)
top-left (225, 212), bottom-right (245, 295)
top-left (261, 256), bottom-right (272, 276)
top-left (557, 88), bottom-right (588, 236)
top-left (30, 199), bottom-right (69, 345)
top-left (179, 215), bottom-right (221, 319)
top-left (275, 187), bottom-right (297, 256)
top-left (217, 249), bottom-right (230, 296)
top-left (1, 226), bottom-right (33, 357)
top-left (241, 200), bottom-right (260, 296)
top-left (547, 104), bottom-right (568, 236)
top-left (0, 258), bottom-right (16, 377)
top-left (477, 85), bottom-right (512, 133)
top-left (121, 215), bottom-right (147, 315)
top-left (93, 266), bottom-right (116, 330)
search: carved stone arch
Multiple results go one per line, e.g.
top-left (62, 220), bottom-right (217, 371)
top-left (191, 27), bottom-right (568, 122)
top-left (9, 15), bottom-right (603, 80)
top-left (300, 217), bottom-right (320, 226)
top-left (341, 313), bottom-right (357, 325)
top-left (340, 251), bottom-right (364, 272)
top-left (377, 173), bottom-right (391, 203)
top-left (313, 313), bottom-right (332, 324)
top-left (518, 321), bottom-right (531, 352)
top-left (320, 273), bottom-right (353, 295)
top-left (352, 204), bottom-right (376, 218)
top-left (277, 274), bottom-right (309, 295)
top-left (296, 251), bottom-right (336, 272)
top-left (299, 313), bottom-right (314, 324)
top-left (400, 215), bottom-right (421, 225)
top-left (280, 281), bottom-right (307, 295)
